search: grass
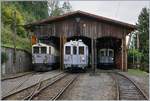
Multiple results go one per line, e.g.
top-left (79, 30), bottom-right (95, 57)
top-left (127, 69), bottom-right (148, 76)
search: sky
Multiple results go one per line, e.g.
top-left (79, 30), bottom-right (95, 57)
top-left (60, 0), bottom-right (150, 25)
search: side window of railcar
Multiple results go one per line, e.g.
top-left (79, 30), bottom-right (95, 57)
top-left (41, 47), bottom-right (47, 54)
top-left (33, 47), bottom-right (39, 53)
top-left (65, 46), bottom-right (71, 55)
top-left (49, 47), bottom-right (51, 55)
top-left (109, 50), bottom-right (113, 57)
top-left (79, 46), bottom-right (84, 55)
top-left (73, 46), bottom-right (77, 55)
top-left (100, 50), bottom-right (105, 56)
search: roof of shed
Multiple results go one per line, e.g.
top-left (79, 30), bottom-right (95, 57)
top-left (25, 10), bottom-right (136, 30)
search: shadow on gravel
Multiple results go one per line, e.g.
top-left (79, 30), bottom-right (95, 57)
top-left (65, 69), bottom-right (86, 73)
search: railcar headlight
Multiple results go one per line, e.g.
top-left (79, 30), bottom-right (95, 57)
top-left (82, 57), bottom-right (85, 60)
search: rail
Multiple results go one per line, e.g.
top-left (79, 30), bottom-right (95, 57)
top-left (110, 71), bottom-right (148, 100)
top-left (2, 72), bottom-right (65, 100)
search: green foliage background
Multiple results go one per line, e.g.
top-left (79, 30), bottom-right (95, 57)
top-left (1, 1), bottom-right (49, 52)
top-left (128, 7), bottom-right (149, 72)
top-left (137, 8), bottom-right (149, 64)
top-left (137, 8), bottom-right (149, 72)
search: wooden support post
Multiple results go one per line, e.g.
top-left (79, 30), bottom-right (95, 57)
top-left (124, 37), bottom-right (127, 72)
top-left (59, 35), bottom-right (62, 71)
top-left (94, 39), bottom-right (97, 72)
top-left (59, 34), bottom-right (66, 71)
top-left (91, 38), bottom-right (94, 72)
top-left (62, 35), bottom-right (67, 70)
top-left (121, 38), bottom-right (124, 71)
top-left (122, 31), bottom-right (127, 72)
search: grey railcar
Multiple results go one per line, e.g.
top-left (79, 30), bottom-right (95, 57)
top-left (64, 40), bottom-right (89, 71)
top-left (32, 43), bottom-right (59, 71)
top-left (98, 48), bottom-right (114, 68)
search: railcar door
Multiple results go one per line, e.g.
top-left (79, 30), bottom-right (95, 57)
top-left (79, 46), bottom-right (85, 64)
top-left (64, 46), bottom-right (71, 65)
top-left (107, 49), bottom-right (114, 64)
top-left (99, 49), bottom-right (106, 63)
top-left (72, 46), bottom-right (78, 65)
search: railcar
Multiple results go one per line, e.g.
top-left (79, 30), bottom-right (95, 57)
top-left (64, 40), bottom-right (89, 71)
top-left (98, 48), bottom-right (114, 68)
top-left (32, 43), bottom-right (59, 71)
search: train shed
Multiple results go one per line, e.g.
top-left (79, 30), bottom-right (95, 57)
top-left (25, 10), bottom-right (136, 71)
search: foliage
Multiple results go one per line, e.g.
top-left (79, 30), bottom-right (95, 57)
top-left (1, 52), bottom-right (8, 64)
top-left (1, 3), bottom-right (26, 37)
top-left (1, 25), bottom-right (31, 52)
top-left (136, 8), bottom-right (149, 63)
top-left (47, 0), bottom-right (72, 16)
top-left (62, 1), bottom-right (72, 14)
top-left (128, 49), bottom-right (143, 64)
top-left (131, 7), bottom-right (149, 72)
top-left (1, 1), bottom-right (48, 52)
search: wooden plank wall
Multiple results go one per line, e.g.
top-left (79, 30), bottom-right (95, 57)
top-left (34, 16), bottom-right (125, 39)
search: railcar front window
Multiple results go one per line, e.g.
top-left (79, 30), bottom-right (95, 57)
top-left (79, 46), bottom-right (84, 55)
top-left (33, 47), bottom-right (39, 53)
top-left (73, 46), bottom-right (77, 55)
top-left (49, 47), bottom-right (51, 55)
top-left (65, 46), bottom-right (71, 55)
top-left (41, 47), bottom-right (47, 54)
top-left (100, 51), bottom-right (105, 56)
top-left (109, 50), bottom-right (113, 57)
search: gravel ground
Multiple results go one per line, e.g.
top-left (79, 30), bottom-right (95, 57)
top-left (60, 73), bottom-right (116, 100)
top-left (1, 70), bottom-right (62, 97)
top-left (120, 71), bottom-right (149, 98)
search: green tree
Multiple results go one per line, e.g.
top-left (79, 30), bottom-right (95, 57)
top-left (47, 0), bottom-right (63, 16)
top-left (1, 1), bottom-right (49, 51)
top-left (136, 7), bottom-right (149, 71)
top-left (62, 1), bottom-right (72, 14)
top-left (47, 0), bottom-right (72, 16)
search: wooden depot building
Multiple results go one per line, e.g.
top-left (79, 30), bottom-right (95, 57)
top-left (25, 10), bottom-right (136, 71)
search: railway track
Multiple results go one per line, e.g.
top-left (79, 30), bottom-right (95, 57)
top-left (2, 72), bottom-right (66, 100)
top-left (1, 72), bottom-right (33, 81)
top-left (110, 72), bottom-right (148, 100)
top-left (29, 74), bottom-right (79, 100)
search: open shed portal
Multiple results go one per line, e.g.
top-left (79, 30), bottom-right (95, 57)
top-left (26, 11), bottom-right (136, 71)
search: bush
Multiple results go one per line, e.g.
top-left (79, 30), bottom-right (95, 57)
top-left (1, 52), bottom-right (8, 64)
top-left (128, 49), bottom-right (143, 64)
